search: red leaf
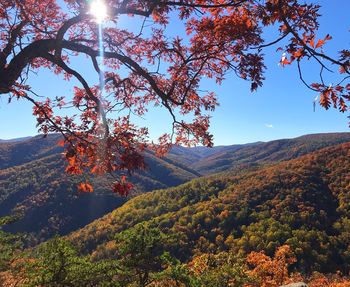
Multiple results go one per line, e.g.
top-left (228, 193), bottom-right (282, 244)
top-left (57, 139), bottom-right (65, 147)
top-left (315, 39), bottom-right (325, 49)
top-left (325, 34), bottom-right (332, 41)
top-left (319, 91), bottom-right (331, 109)
top-left (112, 179), bottom-right (133, 197)
top-left (309, 37), bottom-right (315, 48)
top-left (78, 182), bottom-right (94, 193)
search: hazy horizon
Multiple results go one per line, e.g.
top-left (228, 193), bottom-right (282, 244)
top-left (2, 130), bottom-right (350, 147)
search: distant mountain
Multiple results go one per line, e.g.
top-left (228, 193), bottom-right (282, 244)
top-left (0, 136), bottom-right (32, 143)
top-left (170, 132), bottom-right (350, 174)
top-left (1, 132), bottom-right (350, 241)
top-left (69, 142), bottom-right (350, 273)
top-left (0, 135), bottom-right (61, 169)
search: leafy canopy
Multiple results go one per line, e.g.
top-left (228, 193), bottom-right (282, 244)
top-left (0, 0), bottom-right (349, 193)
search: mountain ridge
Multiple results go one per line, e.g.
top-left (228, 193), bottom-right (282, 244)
top-left (1, 132), bottom-right (350, 243)
top-left (68, 141), bottom-right (350, 273)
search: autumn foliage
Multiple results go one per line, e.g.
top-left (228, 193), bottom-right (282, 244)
top-left (0, 0), bottom-right (349, 193)
top-left (2, 229), bottom-right (350, 286)
top-left (67, 141), bottom-right (350, 276)
top-left (246, 245), bottom-right (296, 287)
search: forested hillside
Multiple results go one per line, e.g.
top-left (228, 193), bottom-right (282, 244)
top-left (1, 132), bottom-right (350, 241)
top-left (171, 132), bottom-right (350, 174)
top-left (0, 136), bottom-right (199, 239)
top-left (0, 135), bottom-right (61, 170)
top-left (70, 142), bottom-right (350, 274)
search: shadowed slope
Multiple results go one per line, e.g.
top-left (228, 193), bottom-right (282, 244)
top-left (0, 137), bottom-right (199, 240)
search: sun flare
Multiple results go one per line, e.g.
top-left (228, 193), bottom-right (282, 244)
top-left (90, 0), bottom-right (107, 23)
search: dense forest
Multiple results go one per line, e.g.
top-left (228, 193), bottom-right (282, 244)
top-left (0, 134), bottom-right (350, 286)
top-left (67, 141), bottom-right (350, 275)
top-left (1, 0), bottom-right (350, 284)
top-left (1, 139), bottom-right (350, 286)
top-left (2, 223), bottom-right (350, 286)
top-left (1, 133), bottom-right (350, 240)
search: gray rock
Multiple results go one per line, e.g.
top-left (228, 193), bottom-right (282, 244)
top-left (280, 283), bottom-right (307, 287)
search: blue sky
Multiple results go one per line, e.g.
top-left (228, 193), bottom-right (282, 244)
top-left (0, 0), bottom-right (349, 145)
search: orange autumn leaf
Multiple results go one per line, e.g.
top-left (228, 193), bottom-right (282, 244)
top-left (315, 39), bottom-right (325, 49)
top-left (57, 139), bottom-right (65, 147)
top-left (310, 37), bottom-right (315, 48)
top-left (78, 182), bottom-right (94, 193)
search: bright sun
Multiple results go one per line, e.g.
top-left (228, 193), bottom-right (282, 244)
top-left (90, 0), bottom-right (107, 23)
